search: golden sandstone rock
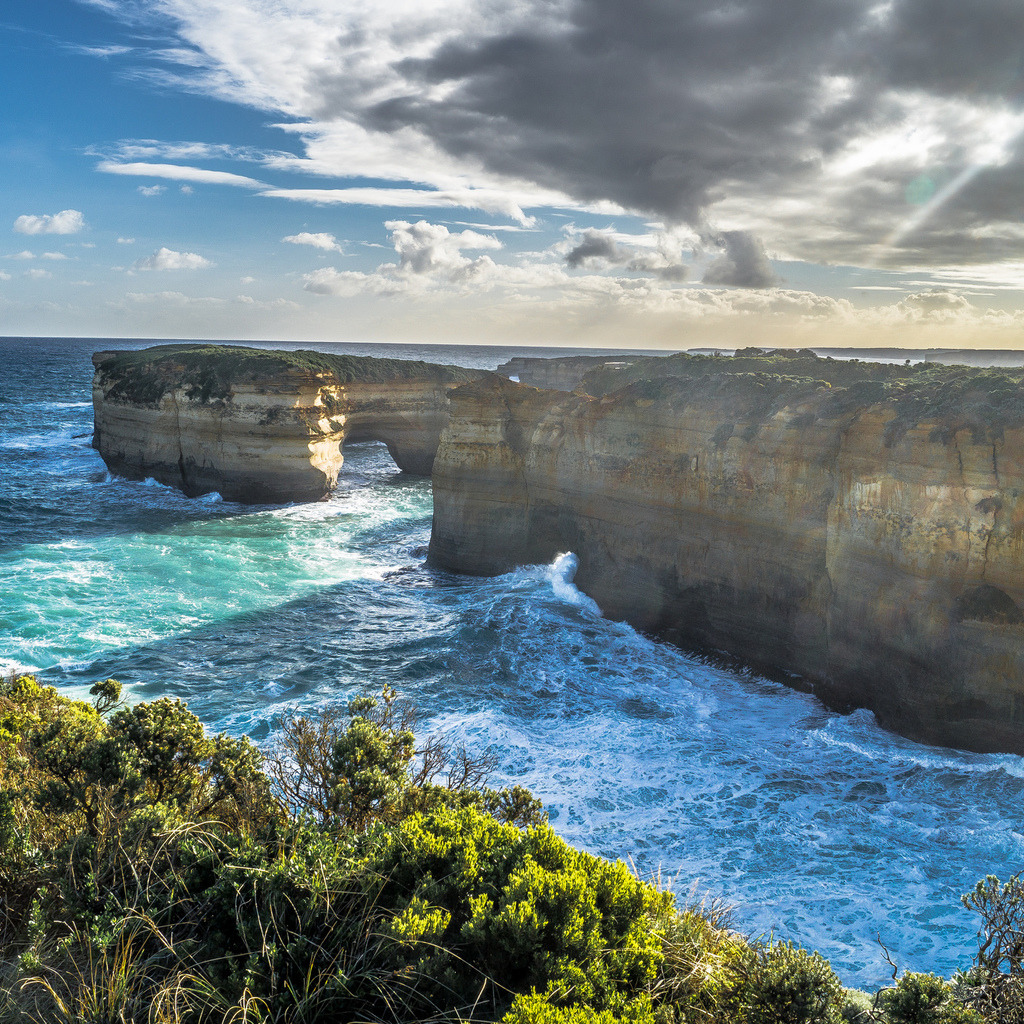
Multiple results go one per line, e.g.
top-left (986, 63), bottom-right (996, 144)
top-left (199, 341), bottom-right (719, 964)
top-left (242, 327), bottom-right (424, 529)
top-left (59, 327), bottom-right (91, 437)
top-left (91, 345), bottom-right (486, 503)
top-left (429, 359), bottom-right (1024, 754)
top-left (93, 344), bottom-right (1024, 752)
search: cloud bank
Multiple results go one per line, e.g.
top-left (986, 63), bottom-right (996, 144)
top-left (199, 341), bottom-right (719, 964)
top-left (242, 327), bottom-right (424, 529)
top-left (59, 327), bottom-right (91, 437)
top-left (88, 0), bottom-right (1024, 271)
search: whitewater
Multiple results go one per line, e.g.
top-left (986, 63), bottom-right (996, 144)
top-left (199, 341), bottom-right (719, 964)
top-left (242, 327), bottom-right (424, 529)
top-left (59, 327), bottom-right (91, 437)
top-left (2, 335), bottom-right (1021, 989)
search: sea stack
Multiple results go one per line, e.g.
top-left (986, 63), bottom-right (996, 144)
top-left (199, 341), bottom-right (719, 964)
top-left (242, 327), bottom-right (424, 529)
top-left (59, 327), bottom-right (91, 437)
top-left (430, 350), bottom-right (1024, 753)
top-left (92, 344), bottom-right (487, 503)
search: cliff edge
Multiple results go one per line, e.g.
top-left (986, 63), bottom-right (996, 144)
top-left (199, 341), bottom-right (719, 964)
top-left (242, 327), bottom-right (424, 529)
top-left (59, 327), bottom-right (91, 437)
top-left (430, 353), bottom-right (1024, 753)
top-left (92, 344), bottom-right (486, 503)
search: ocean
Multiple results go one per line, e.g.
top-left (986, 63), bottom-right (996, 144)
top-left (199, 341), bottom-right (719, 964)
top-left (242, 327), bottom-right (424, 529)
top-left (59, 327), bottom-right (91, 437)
top-left (2, 334), bottom-right (1021, 989)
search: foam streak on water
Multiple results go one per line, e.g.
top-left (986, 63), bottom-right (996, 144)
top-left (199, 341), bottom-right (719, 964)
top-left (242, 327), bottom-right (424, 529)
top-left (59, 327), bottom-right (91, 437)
top-left (2, 337), bottom-right (1022, 988)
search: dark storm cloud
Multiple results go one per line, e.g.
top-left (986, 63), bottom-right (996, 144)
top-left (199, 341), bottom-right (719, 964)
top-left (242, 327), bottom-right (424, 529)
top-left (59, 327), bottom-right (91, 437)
top-left (565, 229), bottom-right (625, 268)
top-left (702, 231), bottom-right (777, 288)
top-left (863, 0), bottom-right (1024, 97)
top-left (360, 0), bottom-right (859, 224)
top-left (330, 0), bottom-right (1024, 267)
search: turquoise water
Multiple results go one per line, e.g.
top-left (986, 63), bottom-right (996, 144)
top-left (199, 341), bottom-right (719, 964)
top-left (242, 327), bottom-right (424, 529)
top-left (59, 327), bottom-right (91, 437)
top-left (2, 335), bottom-right (1022, 988)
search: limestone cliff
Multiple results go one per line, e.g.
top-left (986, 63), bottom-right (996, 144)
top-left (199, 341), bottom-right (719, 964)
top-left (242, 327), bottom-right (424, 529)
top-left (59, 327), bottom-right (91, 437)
top-left (498, 354), bottom-right (640, 390)
top-left (93, 345), bottom-right (486, 503)
top-left (429, 357), bottom-right (1024, 753)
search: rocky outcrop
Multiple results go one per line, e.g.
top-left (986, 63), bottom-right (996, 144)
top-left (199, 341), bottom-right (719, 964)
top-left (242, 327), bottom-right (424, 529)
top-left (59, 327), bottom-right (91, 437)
top-left (498, 354), bottom-right (641, 390)
top-left (429, 360), bottom-right (1024, 753)
top-left (93, 345), bottom-right (486, 503)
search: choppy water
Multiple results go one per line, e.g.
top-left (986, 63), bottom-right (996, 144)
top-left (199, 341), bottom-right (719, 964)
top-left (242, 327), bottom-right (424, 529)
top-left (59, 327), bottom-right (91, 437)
top-left (2, 335), bottom-right (1021, 988)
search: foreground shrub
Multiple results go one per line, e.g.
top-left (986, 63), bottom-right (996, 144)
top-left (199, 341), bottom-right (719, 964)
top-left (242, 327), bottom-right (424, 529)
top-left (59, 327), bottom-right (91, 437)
top-left (879, 972), bottom-right (983, 1023)
top-left (0, 677), bottom-right (697, 1022)
top-left (1, 673), bottom-right (1014, 1024)
top-left (267, 684), bottom-right (545, 831)
top-left (729, 941), bottom-right (844, 1024)
top-left (502, 991), bottom-right (655, 1023)
top-left (363, 805), bottom-right (674, 1018)
top-left (840, 987), bottom-right (874, 1022)
top-left (649, 901), bottom-right (749, 1022)
top-left (958, 874), bottom-right (1024, 1020)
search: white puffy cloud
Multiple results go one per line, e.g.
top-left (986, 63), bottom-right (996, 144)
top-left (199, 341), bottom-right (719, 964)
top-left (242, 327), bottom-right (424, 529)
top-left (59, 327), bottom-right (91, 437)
top-left (41, 252), bottom-right (69, 261)
top-left (7, 251), bottom-right (35, 260)
top-left (133, 247), bottom-right (213, 271)
top-left (138, 184), bottom-right (166, 196)
top-left (116, 237), bottom-right (135, 245)
top-left (303, 267), bottom-right (378, 297)
top-left (390, 220), bottom-right (501, 273)
top-left (282, 231), bottom-right (343, 252)
top-left (235, 295), bottom-right (300, 309)
top-left (24, 269), bottom-right (52, 280)
top-left (303, 219), bottom-right (501, 294)
top-left (14, 210), bottom-right (85, 235)
top-left (0, 271), bottom-right (10, 281)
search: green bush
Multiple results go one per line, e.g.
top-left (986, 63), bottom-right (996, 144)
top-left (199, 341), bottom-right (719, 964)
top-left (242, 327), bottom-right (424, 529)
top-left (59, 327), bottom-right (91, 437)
top-left (877, 972), bottom-right (984, 1023)
top-left (502, 991), bottom-right (655, 1023)
top-left (267, 684), bottom-right (545, 831)
top-left (1, 672), bottom-right (1013, 1024)
top-left (840, 987), bottom-right (874, 1022)
top-left (729, 941), bottom-right (844, 1024)
top-left (361, 804), bottom-right (673, 1018)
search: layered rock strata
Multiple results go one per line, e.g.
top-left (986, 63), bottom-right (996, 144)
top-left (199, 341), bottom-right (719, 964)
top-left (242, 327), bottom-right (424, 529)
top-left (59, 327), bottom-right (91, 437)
top-left (93, 345), bottom-right (485, 503)
top-left (429, 364), bottom-right (1024, 753)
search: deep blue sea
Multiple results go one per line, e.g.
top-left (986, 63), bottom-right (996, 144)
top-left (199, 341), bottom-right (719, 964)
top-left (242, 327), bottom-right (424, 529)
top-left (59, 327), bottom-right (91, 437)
top-left (2, 335), bottom-right (1022, 989)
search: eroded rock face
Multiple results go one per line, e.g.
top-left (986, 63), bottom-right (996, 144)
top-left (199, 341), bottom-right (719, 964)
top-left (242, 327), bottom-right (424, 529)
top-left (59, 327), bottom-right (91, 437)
top-left (92, 345), bottom-right (486, 503)
top-left (429, 372), bottom-right (1024, 753)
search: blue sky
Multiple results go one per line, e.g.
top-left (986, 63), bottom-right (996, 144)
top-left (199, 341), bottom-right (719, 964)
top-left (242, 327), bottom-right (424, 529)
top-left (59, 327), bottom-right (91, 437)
top-left (4, 0), bottom-right (1024, 348)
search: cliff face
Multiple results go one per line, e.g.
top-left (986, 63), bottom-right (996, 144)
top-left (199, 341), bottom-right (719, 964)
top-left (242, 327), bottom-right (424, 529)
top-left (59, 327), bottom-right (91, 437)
top-left (429, 371), bottom-right (1024, 753)
top-left (92, 345), bottom-right (485, 503)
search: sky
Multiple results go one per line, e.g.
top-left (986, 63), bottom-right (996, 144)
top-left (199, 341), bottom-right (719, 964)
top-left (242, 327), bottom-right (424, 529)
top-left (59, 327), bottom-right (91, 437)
top-left (4, 0), bottom-right (1024, 348)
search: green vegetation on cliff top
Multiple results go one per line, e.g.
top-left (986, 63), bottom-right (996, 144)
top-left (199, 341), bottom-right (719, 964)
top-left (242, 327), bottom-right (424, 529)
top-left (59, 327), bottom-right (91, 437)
top-left (582, 348), bottom-right (1024, 444)
top-left (0, 672), bottom-right (1017, 1023)
top-left (95, 344), bottom-right (483, 406)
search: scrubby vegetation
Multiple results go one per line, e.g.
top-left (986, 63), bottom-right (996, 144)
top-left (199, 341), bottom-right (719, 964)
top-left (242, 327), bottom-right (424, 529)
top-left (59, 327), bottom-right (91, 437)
top-left (579, 348), bottom-right (1024, 446)
top-left (0, 673), bottom-right (1013, 1022)
top-left (95, 344), bottom-right (484, 406)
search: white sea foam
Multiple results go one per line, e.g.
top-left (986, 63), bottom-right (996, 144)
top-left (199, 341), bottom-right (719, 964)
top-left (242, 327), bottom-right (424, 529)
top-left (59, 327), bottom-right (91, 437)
top-left (547, 552), bottom-right (602, 616)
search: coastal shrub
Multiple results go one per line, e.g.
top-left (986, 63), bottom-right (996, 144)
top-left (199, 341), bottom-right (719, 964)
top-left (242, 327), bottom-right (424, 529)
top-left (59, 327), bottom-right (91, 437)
top-left (839, 987), bottom-right (874, 1022)
top-left (502, 991), bottom-right (656, 1023)
top-left (957, 874), bottom-right (1024, 1020)
top-left (1, 675), bottom-right (273, 836)
top-left (4, 673), bottom-right (1012, 1024)
top-left (267, 685), bottom-right (545, 831)
top-left (361, 803), bottom-right (674, 1018)
top-left (728, 941), bottom-right (845, 1024)
top-left (878, 972), bottom-right (983, 1023)
top-left (649, 901), bottom-right (749, 1022)
top-left (0, 678), bottom-right (688, 1023)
